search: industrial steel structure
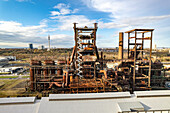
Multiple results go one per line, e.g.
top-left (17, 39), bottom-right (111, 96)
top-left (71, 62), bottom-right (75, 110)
top-left (29, 23), bottom-right (168, 94)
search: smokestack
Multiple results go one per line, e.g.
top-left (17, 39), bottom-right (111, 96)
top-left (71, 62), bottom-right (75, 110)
top-left (118, 32), bottom-right (124, 60)
top-left (48, 35), bottom-right (50, 51)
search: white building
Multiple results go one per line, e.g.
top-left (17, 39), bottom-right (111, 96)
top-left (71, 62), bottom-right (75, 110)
top-left (38, 45), bottom-right (45, 50)
top-left (0, 57), bottom-right (8, 68)
top-left (0, 67), bottom-right (23, 74)
top-left (5, 56), bottom-right (16, 61)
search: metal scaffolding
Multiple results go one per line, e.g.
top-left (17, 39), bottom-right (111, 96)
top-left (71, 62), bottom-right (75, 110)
top-left (125, 29), bottom-right (154, 90)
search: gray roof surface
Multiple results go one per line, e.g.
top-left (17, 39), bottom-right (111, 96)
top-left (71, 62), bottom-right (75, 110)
top-left (0, 99), bottom-right (40, 113)
top-left (134, 90), bottom-right (170, 97)
top-left (38, 97), bottom-right (123, 113)
top-left (137, 97), bottom-right (170, 111)
top-left (39, 96), bottom-right (170, 113)
top-left (118, 101), bottom-right (144, 112)
top-left (1, 91), bottom-right (170, 113)
top-left (0, 97), bottom-right (35, 104)
top-left (49, 92), bottom-right (131, 100)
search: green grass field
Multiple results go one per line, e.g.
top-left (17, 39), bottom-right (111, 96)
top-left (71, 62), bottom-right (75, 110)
top-left (0, 79), bottom-right (39, 97)
top-left (0, 76), bottom-right (18, 79)
top-left (21, 76), bottom-right (30, 78)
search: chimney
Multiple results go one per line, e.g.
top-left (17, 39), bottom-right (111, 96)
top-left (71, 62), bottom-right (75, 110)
top-left (118, 32), bottom-right (123, 60)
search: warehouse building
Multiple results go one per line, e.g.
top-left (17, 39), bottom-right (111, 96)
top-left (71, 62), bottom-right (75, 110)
top-left (0, 67), bottom-right (23, 74)
top-left (0, 57), bottom-right (8, 68)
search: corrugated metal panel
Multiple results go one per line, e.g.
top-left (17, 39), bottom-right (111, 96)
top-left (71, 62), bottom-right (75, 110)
top-left (135, 90), bottom-right (170, 97)
top-left (49, 92), bottom-right (131, 101)
top-left (0, 97), bottom-right (36, 104)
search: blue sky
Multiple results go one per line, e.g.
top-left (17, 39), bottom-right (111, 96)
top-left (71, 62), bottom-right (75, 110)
top-left (0, 0), bottom-right (170, 48)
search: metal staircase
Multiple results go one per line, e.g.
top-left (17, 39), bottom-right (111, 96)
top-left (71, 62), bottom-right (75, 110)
top-left (70, 23), bottom-right (99, 78)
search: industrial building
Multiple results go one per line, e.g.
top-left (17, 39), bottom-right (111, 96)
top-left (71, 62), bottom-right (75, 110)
top-left (29, 43), bottom-right (33, 49)
top-left (0, 90), bottom-right (170, 113)
top-left (0, 66), bottom-right (23, 74)
top-left (38, 45), bottom-right (45, 50)
top-left (0, 56), bottom-right (8, 68)
top-left (29, 23), bottom-right (169, 94)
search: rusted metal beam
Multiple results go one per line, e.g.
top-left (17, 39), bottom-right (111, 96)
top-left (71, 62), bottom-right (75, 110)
top-left (118, 32), bottom-right (124, 60)
top-left (141, 33), bottom-right (144, 59)
top-left (128, 33), bottom-right (130, 59)
top-left (148, 31), bottom-right (153, 88)
top-left (125, 29), bottom-right (154, 33)
top-left (133, 31), bottom-right (137, 90)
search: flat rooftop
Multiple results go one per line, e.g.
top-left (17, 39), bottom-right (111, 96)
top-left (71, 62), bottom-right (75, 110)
top-left (49, 92), bottom-right (131, 101)
top-left (1, 91), bottom-right (170, 113)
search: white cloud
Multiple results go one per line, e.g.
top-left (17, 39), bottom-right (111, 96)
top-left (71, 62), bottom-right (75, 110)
top-left (82, 0), bottom-right (170, 18)
top-left (0, 21), bottom-right (47, 37)
top-left (3, 0), bottom-right (33, 2)
top-left (98, 15), bottom-right (170, 29)
top-left (50, 3), bottom-right (78, 16)
top-left (49, 1), bottom-right (170, 32)
top-left (0, 42), bottom-right (29, 48)
top-left (50, 34), bottom-right (73, 47)
top-left (0, 21), bottom-right (46, 45)
top-left (82, 0), bottom-right (170, 28)
top-left (51, 11), bottom-right (61, 16)
top-left (16, 0), bottom-right (30, 2)
top-left (49, 3), bottom-right (98, 31)
top-left (15, 0), bottom-right (35, 4)
top-left (59, 8), bottom-right (71, 15)
top-left (0, 20), bottom-right (74, 48)
top-left (72, 9), bottom-right (79, 13)
top-left (53, 3), bottom-right (69, 9)
top-left (2, 1), bottom-right (170, 48)
top-left (50, 15), bottom-right (96, 30)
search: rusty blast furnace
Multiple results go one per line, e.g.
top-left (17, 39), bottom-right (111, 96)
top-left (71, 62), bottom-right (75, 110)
top-left (30, 23), bottom-right (167, 93)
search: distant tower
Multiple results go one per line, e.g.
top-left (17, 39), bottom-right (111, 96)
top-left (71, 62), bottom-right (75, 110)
top-left (38, 45), bottom-right (45, 50)
top-left (154, 44), bottom-right (157, 50)
top-left (29, 43), bottom-right (33, 49)
top-left (48, 35), bottom-right (50, 51)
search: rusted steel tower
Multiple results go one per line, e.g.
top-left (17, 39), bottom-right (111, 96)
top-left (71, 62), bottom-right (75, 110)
top-left (29, 24), bottom-right (165, 94)
top-left (69, 23), bottom-right (99, 78)
top-left (30, 60), bottom-right (42, 91)
top-left (118, 32), bottom-right (124, 60)
top-left (125, 29), bottom-right (154, 90)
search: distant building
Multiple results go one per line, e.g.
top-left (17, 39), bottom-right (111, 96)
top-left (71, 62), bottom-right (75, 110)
top-left (98, 48), bottom-right (128, 53)
top-left (5, 56), bottom-right (16, 61)
top-left (29, 43), bottom-right (33, 49)
top-left (0, 67), bottom-right (23, 74)
top-left (38, 45), bottom-right (45, 50)
top-left (154, 44), bottom-right (157, 50)
top-left (0, 57), bottom-right (8, 68)
top-left (98, 48), bottom-right (117, 52)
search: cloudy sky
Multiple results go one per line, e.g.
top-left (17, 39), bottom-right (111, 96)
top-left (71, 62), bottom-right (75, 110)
top-left (0, 0), bottom-right (170, 48)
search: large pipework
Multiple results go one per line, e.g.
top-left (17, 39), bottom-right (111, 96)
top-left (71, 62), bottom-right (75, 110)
top-left (30, 60), bottom-right (41, 91)
top-left (118, 32), bottom-right (124, 60)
